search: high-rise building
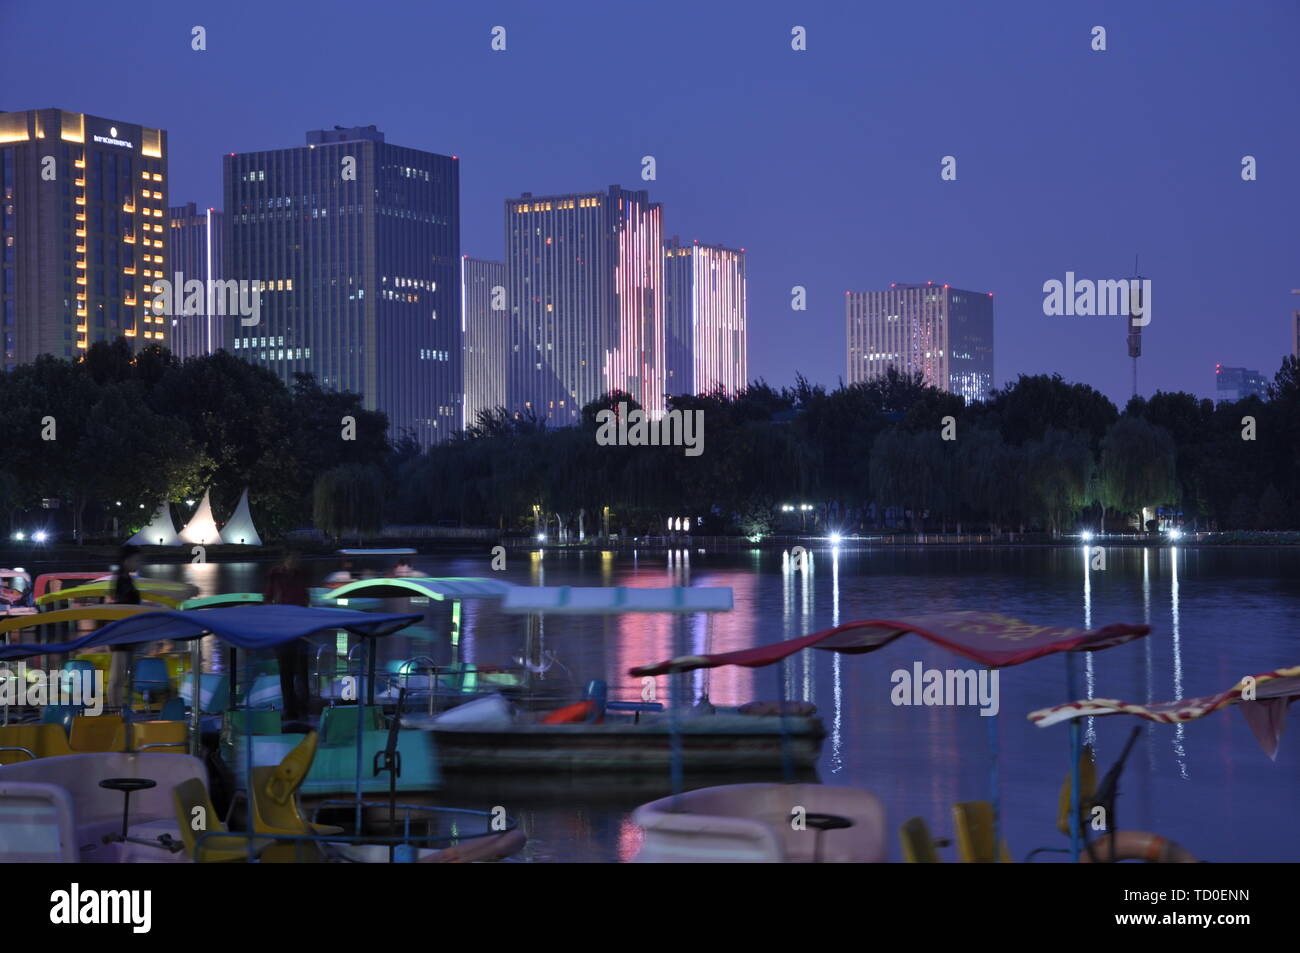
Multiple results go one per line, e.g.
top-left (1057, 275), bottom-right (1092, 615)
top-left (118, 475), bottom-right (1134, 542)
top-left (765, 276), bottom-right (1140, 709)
top-left (462, 256), bottom-right (508, 429)
top-left (1215, 364), bottom-right (1269, 402)
top-left (846, 282), bottom-right (994, 403)
top-left (165, 202), bottom-right (224, 359)
top-left (0, 108), bottom-right (168, 370)
top-left (223, 125), bottom-right (461, 444)
top-left (663, 237), bottom-right (747, 397)
top-left (505, 185), bottom-right (664, 423)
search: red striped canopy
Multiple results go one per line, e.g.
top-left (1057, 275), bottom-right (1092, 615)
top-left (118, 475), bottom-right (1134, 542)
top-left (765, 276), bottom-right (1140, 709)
top-left (1028, 665), bottom-right (1300, 758)
top-left (628, 610), bottom-right (1150, 676)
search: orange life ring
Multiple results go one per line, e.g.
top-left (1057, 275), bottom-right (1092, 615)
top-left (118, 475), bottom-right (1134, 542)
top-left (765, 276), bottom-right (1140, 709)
top-left (1080, 831), bottom-right (1198, 863)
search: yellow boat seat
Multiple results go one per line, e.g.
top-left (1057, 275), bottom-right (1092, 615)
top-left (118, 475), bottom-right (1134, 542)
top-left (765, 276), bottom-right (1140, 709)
top-left (899, 816), bottom-right (944, 863)
top-left (952, 801), bottom-right (1013, 863)
top-left (250, 731), bottom-right (344, 838)
top-left (1058, 743), bottom-right (1098, 835)
top-left (172, 778), bottom-right (271, 863)
top-left (69, 714), bottom-right (123, 752)
top-left (0, 723), bottom-right (74, 764)
top-left (110, 720), bottom-right (188, 753)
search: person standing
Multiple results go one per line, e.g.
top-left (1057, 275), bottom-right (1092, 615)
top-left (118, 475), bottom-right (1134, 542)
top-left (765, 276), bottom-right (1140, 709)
top-left (107, 545), bottom-right (142, 711)
top-left (264, 551), bottom-right (311, 723)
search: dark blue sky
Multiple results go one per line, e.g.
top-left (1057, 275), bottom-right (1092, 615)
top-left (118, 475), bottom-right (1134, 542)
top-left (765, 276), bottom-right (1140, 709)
top-left (4, 0), bottom-right (1296, 406)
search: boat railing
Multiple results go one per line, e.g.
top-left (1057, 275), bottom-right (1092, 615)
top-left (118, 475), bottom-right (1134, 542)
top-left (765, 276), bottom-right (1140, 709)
top-left (195, 800), bottom-right (519, 862)
top-left (0, 746), bottom-right (36, 762)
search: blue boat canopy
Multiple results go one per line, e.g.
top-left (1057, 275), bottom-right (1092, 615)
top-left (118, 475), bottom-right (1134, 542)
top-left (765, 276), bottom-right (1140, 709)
top-left (0, 604), bottom-right (422, 660)
top-left (501, 585), bottom-right (733, 614)
top-left (322, 576), bottom-right (515, 602)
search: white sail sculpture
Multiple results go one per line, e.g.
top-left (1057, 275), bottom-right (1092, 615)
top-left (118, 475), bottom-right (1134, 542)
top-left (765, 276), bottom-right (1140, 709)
top-left (179, 489), bottom-right (224, 545)
top-left (126, 502), bottom-right (182, 546)
top-left (222, 488), bottom-right (262, 546)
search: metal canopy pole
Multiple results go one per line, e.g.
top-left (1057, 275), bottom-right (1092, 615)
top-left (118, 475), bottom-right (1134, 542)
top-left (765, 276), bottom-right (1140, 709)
top-left (353, 632), bottom-right (366, 837)
top-left (189, 637), bottom-right (202, 757)
top-left (669, 613), bottom-right (685, 800)
top-left (243, 649), bottom-right (254, 862)
top-left (1066, 653), bottom-right (1082, 863)
top-left (986, 685), bottom-right (1000, 862)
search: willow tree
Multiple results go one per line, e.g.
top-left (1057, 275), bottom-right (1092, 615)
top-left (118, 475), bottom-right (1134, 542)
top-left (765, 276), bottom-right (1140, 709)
top-left (1097, 417), bottom-right (1178, 532)
top-left (313, 463), bottom-right (385, 543)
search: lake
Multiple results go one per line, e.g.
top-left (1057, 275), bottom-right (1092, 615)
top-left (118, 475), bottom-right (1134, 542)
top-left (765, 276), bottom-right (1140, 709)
top-left (127, 544), bottom-right (1300, 862)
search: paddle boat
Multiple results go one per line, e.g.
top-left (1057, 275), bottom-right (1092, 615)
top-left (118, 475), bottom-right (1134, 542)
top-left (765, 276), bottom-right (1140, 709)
top-left (36, 576), bottom-right (199, 610)
top-left (0, 569), bottom-right (35, 619)
top-left (1025, 663), bottom-right (1300, 863)
top-left (313, 576), bottom-right (532, 710)
top-left (0, 604), bottom-right (523, 862)
top-left (401, 585), bottom-right (826, 777)
top-left (626, 610), bottom-right (1152, 863)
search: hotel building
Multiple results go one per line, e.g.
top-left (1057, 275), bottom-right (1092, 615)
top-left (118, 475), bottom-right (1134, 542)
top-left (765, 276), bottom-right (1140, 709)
top-left (224, 125), bottom-right (461, 445)
top-left (846, 282), bottom-right (994, 403)
top-left (505, 185), bottom-right (664, 423)
top-left (0, 108), bottom-right (168, 369)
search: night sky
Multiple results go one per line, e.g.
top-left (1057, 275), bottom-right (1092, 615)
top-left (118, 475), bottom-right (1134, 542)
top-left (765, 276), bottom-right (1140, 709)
top-left (3, 0), bottom-right (1296, 407)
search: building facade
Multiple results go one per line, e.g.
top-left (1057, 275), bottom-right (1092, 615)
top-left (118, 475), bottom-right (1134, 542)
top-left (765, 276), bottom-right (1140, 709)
top-left (505, 185), bottom-right (664, 423)
top-left (1215, 364), bottom-right (1269, 402)
top-left (223, 125), bottom-right (461, 444)
top-left (846, 282), bottom-right (994, 403)
top-left (165, 202), bottom-right (224, 359)
top-left (663, 237), bottom-right (747, 397)
top-left (0, 108), bottom-right (168, 369)
top-left (462, 256), bottom-right (508, 429)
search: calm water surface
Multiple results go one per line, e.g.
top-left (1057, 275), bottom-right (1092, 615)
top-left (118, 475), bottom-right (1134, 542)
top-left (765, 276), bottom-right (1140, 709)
top-left (132, 545), bottom-right (1300, 862)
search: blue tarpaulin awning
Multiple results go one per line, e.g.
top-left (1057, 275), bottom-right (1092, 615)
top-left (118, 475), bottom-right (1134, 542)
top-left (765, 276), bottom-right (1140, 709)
top-left (0, 604), bottom-right (422, 660)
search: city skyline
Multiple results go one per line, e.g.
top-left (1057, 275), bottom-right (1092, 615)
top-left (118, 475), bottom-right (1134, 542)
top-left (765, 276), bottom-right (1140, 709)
top-left (3, 1), bottom-right (1296, 409)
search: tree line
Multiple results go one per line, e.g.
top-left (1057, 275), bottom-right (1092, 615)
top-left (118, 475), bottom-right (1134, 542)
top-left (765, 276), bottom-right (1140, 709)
top-left (3, 339), bottom-right (1297, 542)
top-left (393, 357), bottom-right (1300, 539)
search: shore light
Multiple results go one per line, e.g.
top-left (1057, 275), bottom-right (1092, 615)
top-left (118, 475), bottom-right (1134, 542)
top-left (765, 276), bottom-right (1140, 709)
top-left (1080, 531), bottom-right (1094, 542)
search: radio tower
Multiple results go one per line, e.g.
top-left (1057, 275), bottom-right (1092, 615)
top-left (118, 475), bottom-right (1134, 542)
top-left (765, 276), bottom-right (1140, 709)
top-left (1127, 255), bottom-right (1144, 399)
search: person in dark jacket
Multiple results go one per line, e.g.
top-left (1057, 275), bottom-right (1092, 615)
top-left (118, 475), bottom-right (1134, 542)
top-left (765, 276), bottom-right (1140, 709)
top-left (264, 551), bottom-right (311, 723)
top-left (107, 545), bottom-right (142, 709)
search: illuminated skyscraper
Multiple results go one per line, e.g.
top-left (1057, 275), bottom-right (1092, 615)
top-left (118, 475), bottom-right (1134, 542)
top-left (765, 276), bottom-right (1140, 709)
top-left (0, 108), bottom-right (168, 369)
top-left (846, 282), bottom-right (994, 403)
top-left (505, 185), bottom-right (664, 423)
top-left (224, 125), bottom-right (461, 444)
top-left (462, 256), bottom-right (508, 429)
top-left (664, 237), bottom-right (747, 396)
top-left (166, 202), bottom-right (224, 359)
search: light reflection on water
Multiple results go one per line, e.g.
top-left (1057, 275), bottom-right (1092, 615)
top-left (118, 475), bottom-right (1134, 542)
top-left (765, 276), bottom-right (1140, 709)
top-left (137, 545), bottom-right (1299, 862)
